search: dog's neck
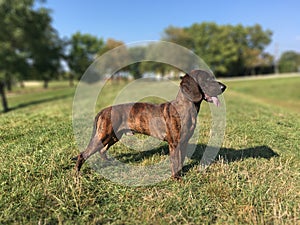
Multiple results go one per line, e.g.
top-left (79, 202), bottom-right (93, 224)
top-left (175, 90), bottom-right (202, 113)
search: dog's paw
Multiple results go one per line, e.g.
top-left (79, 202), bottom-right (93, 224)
top-left (171, 175), bottom-right (182, 182)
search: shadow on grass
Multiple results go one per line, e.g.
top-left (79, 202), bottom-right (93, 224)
top-left (3, 93), bottom-right (73, 113)
top-left (182, 144), bottom-right (279, 174)
top-left (115, 144), bottom-right (279, 174)
top-left (114, 144), bottom-right (170, 164)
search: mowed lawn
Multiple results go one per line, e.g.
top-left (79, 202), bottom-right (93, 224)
top-left (0, 75), bottom-right (299, 224)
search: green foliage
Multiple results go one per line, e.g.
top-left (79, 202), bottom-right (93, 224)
top-left (126, 46), bottom-right (147, 79)
top-left (0, 76), bottom-right (299, 224)
top-left (0, 0), bottom-right (64, 110)
top-left (278, 51), bottom-right (300, 73)
top-left (28, 9), bottom-right (64, 88)
top-left (67, 32), bottom-right (104, 80)
top-left (0, 0), bottom-right (33, 79)
top-left (95, 38), bottom-right (129, 78)
top-left (163, 25), bottom-right (194, 49)
top-left (0, 0), bottom-right (63, 83)
top-left (163, 22), bottom-right (273, 76)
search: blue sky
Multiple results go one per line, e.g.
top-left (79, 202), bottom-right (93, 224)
top-left (39, 0), bottom-right (300, 57)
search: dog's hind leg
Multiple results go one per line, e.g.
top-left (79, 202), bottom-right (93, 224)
top-left (74, 136), bottom-right (104, 172)
top-left (74, 133), bottom-right (120, 172)
top-left (99, 135), bottom-right (119, 160)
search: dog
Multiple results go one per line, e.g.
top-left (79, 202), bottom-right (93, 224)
top-left (73, 69), bottom-right (226, 179)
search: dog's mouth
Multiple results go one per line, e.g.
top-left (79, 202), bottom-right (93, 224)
top-left (204, 94), bottom-right (220, 107)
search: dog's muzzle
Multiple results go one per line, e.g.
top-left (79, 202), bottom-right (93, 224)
top-left (204, 94), bottom-right (220, 107)
top-left (204, 82), bottom-right (226, 107)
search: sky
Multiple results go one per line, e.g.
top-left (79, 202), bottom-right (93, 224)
top-left (38, 0), bottom-right (300, 58)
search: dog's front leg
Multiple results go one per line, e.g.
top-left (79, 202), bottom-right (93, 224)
top-left (169, 144), bottom-right (183, 180)
top-left (179, 140), bottom-right (189, 166)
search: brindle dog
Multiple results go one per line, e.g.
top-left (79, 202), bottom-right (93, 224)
top-left (73, 70), bottom-right (226, 179)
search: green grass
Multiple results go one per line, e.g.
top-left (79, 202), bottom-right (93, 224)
top-left (0, 76), bottom-right (299, 224)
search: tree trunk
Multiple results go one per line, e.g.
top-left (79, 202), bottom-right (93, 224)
top-left (20, 80), bottom-right (25, 88)
top-left (6, 78), bottom-right (12, 91)
top-left (0, 81), bottom-right (9, 112)
top-left (43, 79), bottom-right (49, 89)
top-left (69, 74), bottom-right (74, 87)
top-left (251, 67), bottom-right (256, 75)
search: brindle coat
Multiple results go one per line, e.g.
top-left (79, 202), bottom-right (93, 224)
top-left (73, 70), bottom-right (226, 179)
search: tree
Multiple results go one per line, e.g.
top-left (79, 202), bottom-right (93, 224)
top-left (28, 8), bottom-right (64, 88)
top-left (96, 38), bottom-right (129, 79)
top-left (0, 0), bottom-right (35, 111)
top-left (246, 24), bottom-right (273, 51)
top-left (278, 51), bottom-right (300, 73)
top-left (243, 24), bottom-right (273, 75)
top-left (66, 32), bottom-right (104, 84)
top-left (163, 26), bottom-right (194, 49)
top-left (0, 79), bottom-right (8, 112)
top-left (162, 22), bottom-right (273, 76)
top-left (0, 0), bottom-right (62, 111)
top-left (98, 38), bottom-right (124, 55)
top-left (127, 46), bottom-right (147, 79)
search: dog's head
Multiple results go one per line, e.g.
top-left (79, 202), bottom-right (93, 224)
top-left (180, 69), bottom-right (226, 106)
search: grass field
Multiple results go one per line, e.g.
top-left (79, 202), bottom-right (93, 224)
top-left (0, 75), bottom-right (299, 224)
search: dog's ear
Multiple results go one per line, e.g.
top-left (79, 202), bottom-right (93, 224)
top-left (180, 74), bottom-right (202, 102)
top-left (189, 70), bottom-right (226, 96)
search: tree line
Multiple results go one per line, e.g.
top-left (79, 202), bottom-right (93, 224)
top-left (1, 0), bottom-right (300, 112)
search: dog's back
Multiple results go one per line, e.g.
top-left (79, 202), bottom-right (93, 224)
top-left (96, 102), bottom-right (168, 140)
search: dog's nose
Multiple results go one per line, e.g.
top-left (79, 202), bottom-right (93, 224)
top-left (221, 85), bottom-right (226, 92)
top-left (218, 82), bottom-right (226, 92)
